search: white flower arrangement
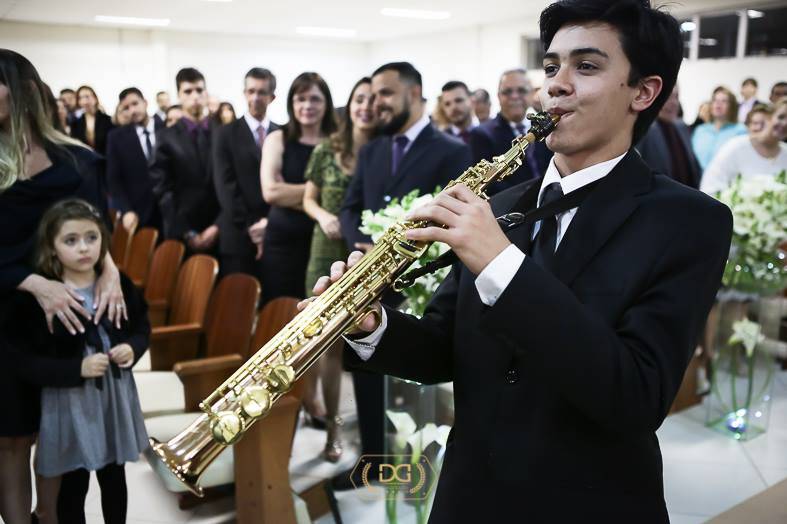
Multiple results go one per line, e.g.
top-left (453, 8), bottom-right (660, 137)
top-left (714, 171), bottom-right (787, 295)
top-left (360, 188), bottom-right (451, 317)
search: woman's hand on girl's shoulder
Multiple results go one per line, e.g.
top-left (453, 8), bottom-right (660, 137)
top-left (20, 274), bottom-right (91, 335)
top-left (94, 256), bottom-right (126, 329)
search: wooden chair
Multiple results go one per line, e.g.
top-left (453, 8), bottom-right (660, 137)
top-left (145, 240), bottom-right (186, 327)
top-left (125, 227), bottom-right (159, 288)
top-left (110, 211), bottom-right (135, 270)
top-left (148, 255), bottom-right (219, 371)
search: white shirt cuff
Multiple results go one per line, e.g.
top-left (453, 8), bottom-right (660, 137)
top-left (343, 307), bottom-right (388, 361)
top-left (474, 244), bottom-right (526, 306)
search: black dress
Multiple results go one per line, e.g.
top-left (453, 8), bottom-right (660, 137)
top-left (260, 140), bottom-right (315, 304)
top-left (0, 144), bottom-right (104, 437)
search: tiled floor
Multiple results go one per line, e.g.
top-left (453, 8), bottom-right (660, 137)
top-left (7, 371), bottom-right (787, 524)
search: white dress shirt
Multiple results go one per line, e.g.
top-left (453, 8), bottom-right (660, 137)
top-left (244, 113), bottom-right (271, 144)
top-left (135, 118), bottom-right (157, 158)
top-left (346, 151), bottom-right (627, 360)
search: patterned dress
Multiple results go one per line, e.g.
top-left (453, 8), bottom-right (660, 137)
top-left (304, 141), bottom-right (353, 294)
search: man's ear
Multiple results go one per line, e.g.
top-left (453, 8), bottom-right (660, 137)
top-left (631, 75), bottom-right (663, 114)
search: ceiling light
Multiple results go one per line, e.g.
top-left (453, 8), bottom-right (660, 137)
top-left (747, 9), bottom-right (764, 19)
top-left (95, 15), bottom-right (170, 27)
top-left (296, 26), bottom-right (357, 38)
top-left (699, 38), bottom-right (718, 46)
top-left (381, 8), bottom-right (451, 20)
top-left (680, 21), bottom-right (696, 32)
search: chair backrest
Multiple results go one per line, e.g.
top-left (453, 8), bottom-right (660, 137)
top-left (144, 240), bottom-right (185, 304)
top-left (110, 213), bottom-right (135, 270)
top-left (250, 297), bottom-right (304, 400)
top-left (125, 227), bottom-right (159, 288)
top-left (167, 254), bottom-right (219, 326)
top-left (203, 274), bottom-right (261, 358)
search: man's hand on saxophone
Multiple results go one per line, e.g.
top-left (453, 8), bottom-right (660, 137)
top-left (296, 250), bottom-right (383, 335)
top-left (405, 183), bottom-right (512, 275)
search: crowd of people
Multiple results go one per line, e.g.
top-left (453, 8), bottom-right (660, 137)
top-left (0, 11), bottom-right (786, 522)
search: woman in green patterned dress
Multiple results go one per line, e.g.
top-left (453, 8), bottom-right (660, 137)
top-left (302, 77), bottom-right (376, 462)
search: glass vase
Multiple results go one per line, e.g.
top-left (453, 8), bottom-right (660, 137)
top-left (705, 294), bottom-right (786, 440)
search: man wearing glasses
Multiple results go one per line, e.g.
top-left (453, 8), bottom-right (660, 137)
top-left (469, 68), bottom-right (553, 193)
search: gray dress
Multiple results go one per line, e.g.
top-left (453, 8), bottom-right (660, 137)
top-left (35, 284), bottom-right (149, 477)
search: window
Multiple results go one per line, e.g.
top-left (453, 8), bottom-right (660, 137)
top-left (746, 6), bottom-right (787, 56)
top-left (679, 19), bottom-right (695, 59)
top-left (698, 13), bottom-right (738, 59)
top-left (524, 37), bottom-right (545, 71)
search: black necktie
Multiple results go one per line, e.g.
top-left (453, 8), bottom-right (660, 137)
top-left (530, 182), bottom-right (563, 271)
top-left (143, 129), bottom-right (152, 161)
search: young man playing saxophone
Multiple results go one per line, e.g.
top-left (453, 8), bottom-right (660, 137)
top-left (301, 0), bottom-right (732, 521)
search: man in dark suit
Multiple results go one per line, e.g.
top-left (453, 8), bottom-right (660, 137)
top-left (312, 1), bottom-right (733, 520)
top-left (337, 62), bottom-right (472, 479)
top-left (213, 67), bottom-right (280, 276)
top-left (153, 90), bottom-right (170, 130)
top-left (106, 87), bottom-right (164, 232)
top-left (151, 68), bottom-right (220, 253)
top-left (637, 85), bottom-right (701, 188)
top-left (470, 88), bottom-right (492, 123)
top-left (469, 68), bottom-right (553, 193)
top-left (440, 80), bottom-right (475, 144)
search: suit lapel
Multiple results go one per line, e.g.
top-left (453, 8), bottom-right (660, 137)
top-left (504, 177), bottom-right (542, 255)
top-left (552, 150), bottom-right (652, 286)
top-left (235, 118), bottom-right (260, 164)
top-left (126, 125), bottom-right (147, 163)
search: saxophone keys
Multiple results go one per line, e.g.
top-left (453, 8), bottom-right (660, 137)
top-left (303, 317), bottom-right (324, 338)
top-left (240, 385), bottom-right (272, 419)
top-left (210, 411), bottom-right (244, 445)
top-left (265, 364), bottom-right (295, 394)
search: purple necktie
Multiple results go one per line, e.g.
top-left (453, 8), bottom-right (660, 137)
top-left (392, 135), bottom-right (409, 175)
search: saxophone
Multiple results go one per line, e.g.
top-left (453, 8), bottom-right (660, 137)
top-left (149, 112), bottom-right (560, 496)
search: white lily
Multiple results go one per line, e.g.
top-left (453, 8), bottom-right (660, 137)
top-left (729, 318), bottom-right (765, 358)
top-left (386, 410), bottom-right (417, 453)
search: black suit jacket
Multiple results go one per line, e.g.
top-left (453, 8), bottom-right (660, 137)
top-left (339, 123), bottom-right (473, 248)
top-left (70, 112), bottom-right (115, 156)
top-left (636, 120), bottom-right (701, 189)
top-left (150, 119), bottom-right (220, 239)
top-left (345, 151), bottom-right (733, 522)
top-left (213, 117), bottom-right (280, 256)
top-left (106, 124), bottom-right (160, 228)
top-left (469, 112), bottom-right (553, 193)
top-left (153, 113), bottom-right (166, 131)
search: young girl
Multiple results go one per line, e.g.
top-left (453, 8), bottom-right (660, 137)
top-left (3, 199), bottom-right (149, 524)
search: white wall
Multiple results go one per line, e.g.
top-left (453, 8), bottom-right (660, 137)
top-left (0, 20), bottom-right (370, 123)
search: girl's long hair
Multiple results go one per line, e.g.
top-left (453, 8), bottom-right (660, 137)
top-left (0, 49), bottom-right (85, 191)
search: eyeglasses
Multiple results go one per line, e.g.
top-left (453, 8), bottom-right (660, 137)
top-left (499, 87), bottom-right (530, 97)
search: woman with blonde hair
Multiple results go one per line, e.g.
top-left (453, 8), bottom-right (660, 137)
top-left (0, 49), bottom-right (125, 524)
top-left (692, 86), bottom-right (747, 170)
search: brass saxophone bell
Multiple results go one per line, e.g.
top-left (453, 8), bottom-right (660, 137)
top-left (265, 364), bottom-right (295, 394)
top-left (210, 411), bottom-right (244, 445)
top-left (240, 385), bottom-right (272, 419)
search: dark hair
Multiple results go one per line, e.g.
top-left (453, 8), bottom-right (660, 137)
top-left (166, 104), bottom-right (182, 115)
top-left (156, 90), bottom-right (168, 97)
top-left (212, 101), bottom-right (236, 125)
top-left (742, 77), bottom-right (757, 88)
top-left (330, 77), bottom-right (373, 171)
top-left (284, 72), bottom-right (337, 142)
top-left (712, 86), bottom-right (739, 124)
top-left (59, 88), bottom-right (75, 96)
top-left (245, 67), bottom-right (277, 93)
top-left (744, 103), bottom-right (773, 127)
top-left (34, 199), bottom-right (109, 280)
top-left (372, 62), bottom-right (422, 87)
top-left (772, 82), bottom-right (787, 95)
top-left (472, 88), bottom-right (491, 103)
top-left (41, 82), bottom-right (63, 132)
top-left (175, 67), bottom-right (205, 91)
top-left (441, 80), bottom-right (470, 94)
top-left (118, 87), bottom-right (144, 103)
top-left (539, 0), bottom-right (683, 144)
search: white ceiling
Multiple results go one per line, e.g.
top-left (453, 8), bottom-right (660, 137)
top-left (1, 0), bottom-right (785, 42)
